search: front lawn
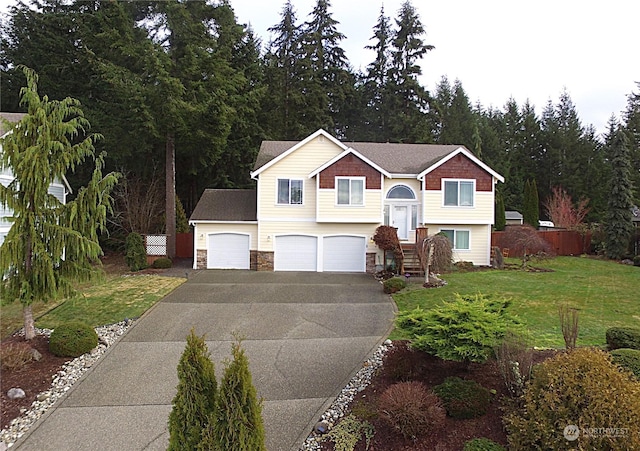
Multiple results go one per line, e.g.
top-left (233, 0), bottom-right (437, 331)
top-left (391, 257), bottom-right (640, 348)
top-left (1, 275), bottom-right (184, 338)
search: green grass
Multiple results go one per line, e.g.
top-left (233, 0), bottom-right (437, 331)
top-left (392, 257), bottom-right (640, 348)
top-left (1, 275), bottom-right (184, 338)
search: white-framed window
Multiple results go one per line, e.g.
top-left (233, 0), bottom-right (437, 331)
top-left (440, 229), bottom-right (470, 250)
top-left (443, 179), bottom-right (474, 207)
top-left (277, 178), bottom-right (303, 205)
top-left (337, 177), bottom-right (364, 205)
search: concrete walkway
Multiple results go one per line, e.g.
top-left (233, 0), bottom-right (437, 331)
top-left (13, 271), bottom-right (395, 451)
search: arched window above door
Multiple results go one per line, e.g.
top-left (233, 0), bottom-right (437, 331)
top-left (386, 185), bottom-right (415, 199)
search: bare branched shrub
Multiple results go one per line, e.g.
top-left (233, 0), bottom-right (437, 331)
top-left (544, 186), bottom-right (590, 229)
top-left (502, 225), bottom-right (554, 268)
top-left (109, 173), bottom-right (165, 236)
top-left (495, 331), bottom-right (534, 397)
top-left (416, 234), bottom-right (452, 274)
top-left (559, 304), bottom-right (579, 349)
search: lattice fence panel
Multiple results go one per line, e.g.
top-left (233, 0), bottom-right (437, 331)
top-left (145, 235), bottom-right (167, 256)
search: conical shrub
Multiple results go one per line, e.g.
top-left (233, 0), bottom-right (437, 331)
top-left (168, 329), bottom-right (217, 451)
top-left (202, 340), bottom-right (265, 451)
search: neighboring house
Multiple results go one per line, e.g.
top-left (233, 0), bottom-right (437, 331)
top-left (190, 129), bottom-right (504, 272)
top-left (505, 210), bottom-right (523, 225)
top-left (0, 112), bottom-right (70, 247)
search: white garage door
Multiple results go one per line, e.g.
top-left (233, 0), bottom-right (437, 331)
top-left (323, 235), bottom-right (366, 272)
top-left (207, 233), bottom-right (250, 269)
top-left (275, 235), bottom-right (317, 271)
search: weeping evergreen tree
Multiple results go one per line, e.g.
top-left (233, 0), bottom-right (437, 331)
top-left (168, 329), bottom-right (217, 451)
top-left (604, 127), bottom-right (634, 259)
top-left (0, 67), bottom-right (119, 340)
top-left (202, 340), bottom-right (265, 451)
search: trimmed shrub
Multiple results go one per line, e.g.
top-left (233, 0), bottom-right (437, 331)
top-left (383, 277), bottom-right (406, 294)
top-left (378, 381), bottom-right (446, 439)
top-left (49, 322), bottom-right (98, 357)
top-left (203, 340), bottom-right (266, 451)
top-left (433, 377), bottom-right (491, 419)
top-left (606, 326), bottom-right (640, 350)
top-left (124, 232), bottom-right (147, 271)
top-left (0, 342), bottom-right (34, 371)
top-left (152, 257), bottom-right (172, 269)
top-left (504, 348), bottom-right (640, 450)
top-left (396, 294), bottom-right (521, 363)
top-left (168, 329), bottom-right (217, 451)
top-left (463, 437), bottom-right (506, 451)
top-left (634, 255), bottom-right (640, 266)
top-left (611, 348), bottom-right (640, 379)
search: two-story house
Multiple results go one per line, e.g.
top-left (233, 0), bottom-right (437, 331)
top-left (190, 129), bottom-right (504, 272)
top-left (0, 112), bottom-right (70, 246)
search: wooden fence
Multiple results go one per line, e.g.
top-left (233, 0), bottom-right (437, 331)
top-left (176, 233), bottom-right (194, 258)
top-left (491, 229), bottom-right (591, 257)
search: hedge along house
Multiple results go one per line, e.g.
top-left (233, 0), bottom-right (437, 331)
top-left (0, 112), bottom-right (71, 247)
top-left (190, 129), bottom-right (504, 272)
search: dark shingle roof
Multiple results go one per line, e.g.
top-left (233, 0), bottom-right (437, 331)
top-left (0, 112), bottom-right (26, 136)
top-left (190, 189), bottom-right (257, 221)
top-left (253, 140), bottom-right (462, 174)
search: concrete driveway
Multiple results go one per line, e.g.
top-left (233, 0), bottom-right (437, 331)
top-left (14, 271), bottom-right (395, 451)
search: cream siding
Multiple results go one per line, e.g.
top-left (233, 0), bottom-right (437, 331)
top-left (257, 137), bottom-right (343, 221)
top-left (258, 221), bottom-right (380, 252)
top-left (316, 189), bottom-right (383, 222)
top-left (423, 191), bottom-right (494, 224)
top-left (194, 223), bottom-right (258, 251)
top-left (424, 223), bottom-right (492, 266)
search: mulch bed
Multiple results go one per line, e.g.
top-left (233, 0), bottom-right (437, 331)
top-left (0, 335), bottom-right (70, 430)
top-left (320, 341), bottom-right (558, 451)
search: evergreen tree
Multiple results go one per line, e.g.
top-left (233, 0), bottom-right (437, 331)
top-left (297, 0), bottom-right (354, 137)
top-left (386, 0), bottom-right (434, 143)
top-left (262, 0), bottom-right (305, 140)
top-left (523, 179), bottom-right (539, 228)
top-left (432, 78), bottom-right (476, 149)
top-left (495, 192), bottom-right (506, 231)
top-left (622, 83), bottom-right (640, 204)
top-left (168, 329), bottom-right (217, 451)
top-left (604, 127), bottom-right (634, 259)
top-left (202, 340), bottom-right (265, 451)
top-left (0, 67), bottom-right (119, 339)
top-left (359, 6), bottom-right (393, 142)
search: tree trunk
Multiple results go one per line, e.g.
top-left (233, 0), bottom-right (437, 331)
top-left (23, 305), bottom-right (35, 340)
top-left (166, 131), bottom-right (176, 259)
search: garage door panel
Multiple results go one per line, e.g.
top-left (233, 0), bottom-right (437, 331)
top-left (207, 233), bottom-right (250, 269)
top-left (275, 235), bottom-right (317, 271)
top-left (323, 236), bottom-right (366, 272)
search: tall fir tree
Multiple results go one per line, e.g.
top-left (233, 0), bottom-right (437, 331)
top-left (168, 329), bottom-right (217, 451)
top-left (0, 67), bottom-right (119, 339)
top-left (604, 127), bottom-right (635, 259)
top-left (523, 179), bottom-right (539, 228)
top-left (622, 83), bottom-right (640, 204)
top-left (495, 191), bottom-right (506, 231)
top-left (262, 0), bottom-right (305, 140)
top-left (386, 0), bottom-right (433, 143)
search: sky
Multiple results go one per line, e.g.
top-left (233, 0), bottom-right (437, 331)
top-left (1, 0), bottom-right (638, 137)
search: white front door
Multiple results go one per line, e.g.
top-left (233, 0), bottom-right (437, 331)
top-left (393, 205), bottom-right (408, 240)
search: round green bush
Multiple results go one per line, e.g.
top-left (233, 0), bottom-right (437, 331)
top-left (463, 438), bottom-right (506, 451)
top-left (606, 326), bottom-right (640, 350)
top-left (611, 348), bottom-right (640, 379)
top-left (124, 232), bottom-right (147, 271)
top-left (433, 377), bottom-right (491, 419)
top-left (152, 257), bottom-right (172, 269)
top-left (383, 277), bottom-right (406, 294)
top-left (49, 322), bottom-right (99, 357)
top-left (504, 348), bottom-right (640, 450)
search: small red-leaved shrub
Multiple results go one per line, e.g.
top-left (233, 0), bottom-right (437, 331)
top-left (378, 381), bottom-right (445, 439)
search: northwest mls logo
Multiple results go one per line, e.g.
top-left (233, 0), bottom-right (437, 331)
top-left (563, 425), bottom-right (580, 441)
